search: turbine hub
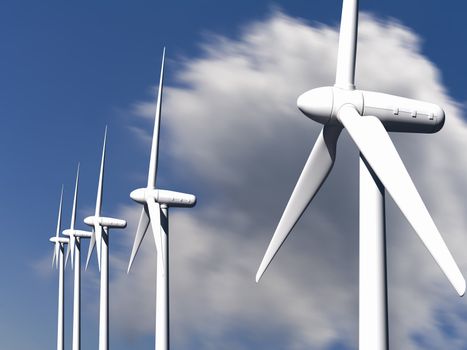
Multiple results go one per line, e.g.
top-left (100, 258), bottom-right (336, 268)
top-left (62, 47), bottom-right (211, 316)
top-left (297, 86), bottom-right (364, 125)
top-left (297, 87), bottom-right (334, 125)
top-left (83, 216), bottom-right (95, 226)
top-left (130, 188), bottom-right (146, 204)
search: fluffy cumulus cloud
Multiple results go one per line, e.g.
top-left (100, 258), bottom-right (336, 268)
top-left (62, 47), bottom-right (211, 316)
top-left (115, 11), bottom-right (467, 349)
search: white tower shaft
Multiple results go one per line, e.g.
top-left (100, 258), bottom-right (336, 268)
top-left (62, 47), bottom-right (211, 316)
top-left (359, 156), bottom-right (388, 350)
top-left (155, 206), bottom-right (169, 350)
top-left (72, 238), bottom-right (81, 350)
top-left (99, 229), bottom-right (109, 350)
top-left (57, 244), bottom-right (65, 350)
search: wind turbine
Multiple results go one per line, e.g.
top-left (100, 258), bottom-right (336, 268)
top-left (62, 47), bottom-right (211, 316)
top-left (255, 1), bottom-right (466, 349)
top-left (50, 186), bottom-right (69, 350)
top-left (127, 48), bottom-right (196, 350)
top-left (84, 127), bottom-right (127, 350)
top-left (62, 163), bottom-right (93, 350)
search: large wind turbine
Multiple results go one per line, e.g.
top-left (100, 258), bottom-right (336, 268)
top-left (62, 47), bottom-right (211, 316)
top-left (84, 127), bottom-right (127, 350)
top-left (255, 1), bottom-right (465, 349)
top-left (62, 163), bottom-right (93, 350)
top-left (127, 48), bottom-right (196, 350)
top-left (50, 186), bottom-right (69, 350)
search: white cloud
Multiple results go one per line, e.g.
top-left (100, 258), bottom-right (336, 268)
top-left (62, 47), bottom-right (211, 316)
top-left (115, 11), bottom-right (467, 350)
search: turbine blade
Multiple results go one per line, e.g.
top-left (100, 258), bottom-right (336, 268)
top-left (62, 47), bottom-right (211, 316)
top-left (338, 105), bottom-right (466, 296)
top-left (256, 125), bottom-right (342, 282)
top-left (146, 199), bottom-right (165, 274)
top-left (53, 242), bottom-right (59, 268)
top-left (56, 185), bottom-right (64, 238)
top-left (70, 234), bottom-right (76, 269)
top-left (127, 206), bottom-right (151, 273)
top-left (65, 243), bottom-right (70, 268)
top-left (52, 186), bottom-right (64, 269)
top-left (147, 48), bottom-right (166, 189)
top-left (335, 0), bottom-right (359, 89)
top-left (85, 230), bottom-right (96, 271)
top-left (95, 223), bottom-right (102, 271)
top-left (95, 127), bottom-right (107, 217)
top-left (71, 163), bottom-right (80, 230)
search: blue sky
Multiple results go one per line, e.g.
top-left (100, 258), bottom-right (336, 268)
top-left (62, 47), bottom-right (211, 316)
top-left (2, 1), bottom-right (467, 349)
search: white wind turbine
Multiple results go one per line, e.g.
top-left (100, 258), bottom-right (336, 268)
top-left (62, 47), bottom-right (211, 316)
top-left (50, 186), bottom-right (69, 350)
top-left (255, 1), bottom-right (466, 349)
top-left (62, 163), bottom-right (93, 350)
top-left (84, 127), bottom-right (127, 350)
top-left (127, 48), bottom-right (196, 350)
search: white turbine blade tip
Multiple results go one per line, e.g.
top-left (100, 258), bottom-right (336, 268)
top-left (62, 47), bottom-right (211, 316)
top-left (456, 278), bottom-right (466, 297)
top-left (127, 250), bottom-right (137, 273)
top-left (128, 206), bottom-right (151, 273)
top-left (127, 247), bottom-right (139, 274)
top-left (255, 269), bottom-right (264, 283)
top-left (127, 255), bottom-right (137, 274)
top-left (85, 253), bottom-right (92, 271)
top-left (256, 251), bottom-right (273, 283)
top-left (445, 262), bottom-right (465, 297)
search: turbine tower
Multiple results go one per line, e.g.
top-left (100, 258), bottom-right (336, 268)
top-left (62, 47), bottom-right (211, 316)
top-left (127, 48), bottom-right (196, 350)
top-left (50, 186), bottom-right (69, 350)
top-left (84, 127), bottom-right (127, 350)
top-left (255, 1), bottom-right (465, 349)
top-left (62, 163), bottom-right (93, 350)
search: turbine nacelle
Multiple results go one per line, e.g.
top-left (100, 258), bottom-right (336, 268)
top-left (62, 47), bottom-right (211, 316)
top-left (63, 229), bottom-right (93, 238)
top-left (297, 86), bottom-right (445, 133)
top-left (130, 187), bottom-right (197, 207)
top-left (50, 236), bottom-right (69, 244)
top-left (84, 215), bottom-right (127, 229)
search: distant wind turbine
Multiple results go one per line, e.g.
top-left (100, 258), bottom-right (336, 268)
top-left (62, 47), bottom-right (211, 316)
top-left (84, 127), bottom-right (127, 350)
top-left (255, 0), bottom-right (465, 349)
top-left (50, 186), bottom-right (69, 350)
top-left (127, 48), bottom-right (196, 350)
top-left (62, 163), bottom-right (93, 350)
